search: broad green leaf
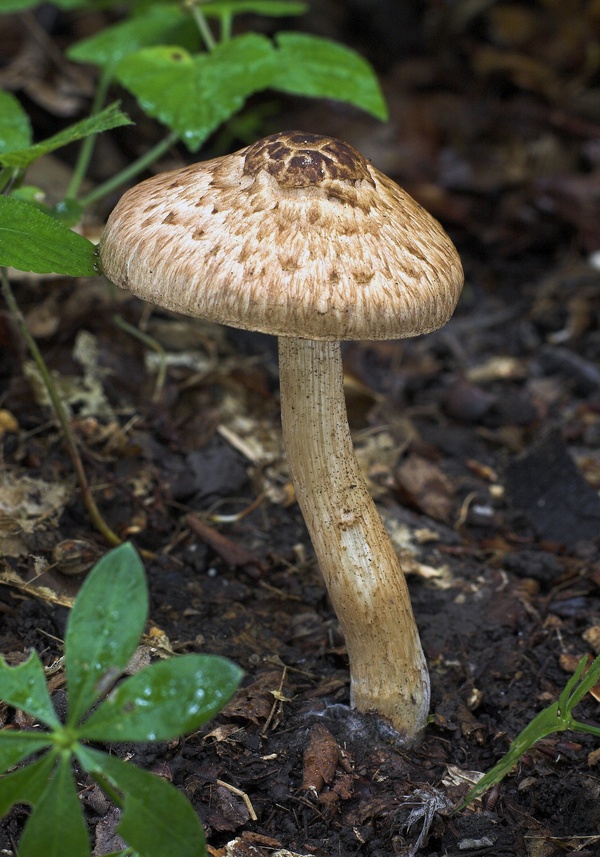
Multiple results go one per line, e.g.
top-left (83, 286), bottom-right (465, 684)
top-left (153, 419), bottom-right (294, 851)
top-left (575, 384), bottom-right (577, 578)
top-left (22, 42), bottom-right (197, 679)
top-left (0, 732), bottom-right (53, 773)
top-left (68, 4), bottom-right (199, 69)
top-left (0, 752), bottom-right (57, 816)
top-left (115, 34), bottom-right (276, 150)
top-left (0, 90), bottom-right (31, 153)
top-left (0, 197), bottom-right (97, 276)
top-left (78, 747), bottom-right (206, 857)
top-left (79, 654), bottom-right (242, 742)
top-left (0, 102), bottom-right (131, 169)
top-left (65, 543), bottom-right (148, 727)
top-left (0, 652), bottom-right (60, 728)
top-left (203, 0), bottom-right (307, 15)
top-left (273, 32), bottom-right (388, 120)
top-left (19, 754), bottom-right (89, 857)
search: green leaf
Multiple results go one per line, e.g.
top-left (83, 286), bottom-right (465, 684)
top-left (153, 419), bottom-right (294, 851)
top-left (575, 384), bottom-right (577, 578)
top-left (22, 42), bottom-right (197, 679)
top-left (0, 197), bottom-right (97, 276)
top-left (0, 652), bottom-right (60, 728)
top-left (68, 4), bottom-right (199, 69)
top-left (273, 32), bottom-right (388, 120)
top-left (0, 102), bottom-right (132, 169)
top-left (10, 185), bottom-right (46, 205)
top-left (78, 747), bottom-right (206, 857)
top-left (0, 732), bottom-right (54, 773)
top-left (65, 543), bottom-right (148, 727)
top-left (51, 197), bottom-right (85, 227)
top-left (115, 34), bottom-right (276, 150)
top-left (0, 90), bottom-right (32, 153)
top-left (564, 654), bottom-right (600, 709)
top-left (458, 654), bottom-right (600, 810)
top-left (19, 754), bottom-right (90, 857)
top-left (0, 0), bottom-right (93, 7)
top-left (0, 0), bottom-right (39, 9)
top-left (0, 752), bottom-right (57, 817)
top-left (203, 0), bottom-right (307, 16)
top-left (79, 654), bottom-right (242, 742)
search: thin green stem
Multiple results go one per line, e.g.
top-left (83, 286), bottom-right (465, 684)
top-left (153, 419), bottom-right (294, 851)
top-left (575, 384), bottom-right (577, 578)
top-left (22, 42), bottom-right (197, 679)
top-left (66, 66), bottom-right (114, 201)
top-left (1, 269), bottom-right (122, 548)
top-left (113, 314), bottom-right (167, 403)
top-left (79, 130), bottom-right (179, 208)
top-left (188, 1), bottom-right (217, 50)
top-left (0, 167), bottom-right (24, 195)
top-left (220, 12), bottom-right (232, 42)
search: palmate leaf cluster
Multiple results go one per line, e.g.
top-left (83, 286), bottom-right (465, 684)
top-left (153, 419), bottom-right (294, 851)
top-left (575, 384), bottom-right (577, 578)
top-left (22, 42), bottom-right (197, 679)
top-left (0, 0), bottom-right (387, 278)
top-left (0, 544), bottom-right (243, 857)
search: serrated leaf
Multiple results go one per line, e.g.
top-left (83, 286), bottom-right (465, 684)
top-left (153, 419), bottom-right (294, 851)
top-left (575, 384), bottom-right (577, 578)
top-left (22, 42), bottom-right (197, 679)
top-left (115, 33), bottom-right (276, 150)
top-left (19, 754), bottom-right (90, 857)
top-left (0, 732), bottom-right (53, 773)
top-left (79, 654), bottom-right (242, 742)
top-left (0, 752), bottom-right (57, 817)
top-left (0, 197), bottom-right (97, 276)
top-left (0, 102), bottom-right (131, 169)
top-left (65, 543), bottom-right (148, 727)
top-left (273, 32), bottom-right (388, 120)
top-left (78, 747), bottom-right (206, 857)
top-left (68, 4), bottom-right (199, 69)
top-left (0, 652), bottom-right (60, 728)
top-left (0, 89), bottom-right (32, 153)
top-left (203, 0), bottom-right (307, 16)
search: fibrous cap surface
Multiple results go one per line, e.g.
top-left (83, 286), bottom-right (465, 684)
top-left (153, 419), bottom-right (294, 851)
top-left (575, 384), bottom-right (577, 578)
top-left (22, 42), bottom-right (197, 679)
top-left (100, 131), bottom-right (464, 341)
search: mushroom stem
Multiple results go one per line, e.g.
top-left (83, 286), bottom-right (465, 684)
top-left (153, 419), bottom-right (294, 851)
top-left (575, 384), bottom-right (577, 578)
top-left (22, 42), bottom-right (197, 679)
top-left (278, 337), bottom-right (430, 741)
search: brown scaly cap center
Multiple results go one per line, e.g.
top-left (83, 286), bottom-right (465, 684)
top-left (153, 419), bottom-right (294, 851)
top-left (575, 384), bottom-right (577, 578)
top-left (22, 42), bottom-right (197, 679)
top-left (243, 131), bottom-right (375, 188)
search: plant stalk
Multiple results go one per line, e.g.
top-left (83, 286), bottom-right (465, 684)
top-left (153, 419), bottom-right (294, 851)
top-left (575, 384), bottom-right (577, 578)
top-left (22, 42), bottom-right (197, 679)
top-left (66, 66), bottom-right (114, 201)
top-left (79, 131), bottom-right (180, 208)
top-left (1, 269), bottom-right (122, 547)
top-left (187, 0), bottom-right (217, 51)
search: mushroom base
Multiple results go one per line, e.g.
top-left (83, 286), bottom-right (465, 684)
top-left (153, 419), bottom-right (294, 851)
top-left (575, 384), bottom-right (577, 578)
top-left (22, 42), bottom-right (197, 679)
top-left (278, 337), bottom-right (430, 742)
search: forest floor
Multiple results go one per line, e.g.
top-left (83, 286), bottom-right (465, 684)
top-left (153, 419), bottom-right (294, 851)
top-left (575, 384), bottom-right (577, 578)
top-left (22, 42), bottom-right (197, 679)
top-left (1, 2), bottom-right (600, 855)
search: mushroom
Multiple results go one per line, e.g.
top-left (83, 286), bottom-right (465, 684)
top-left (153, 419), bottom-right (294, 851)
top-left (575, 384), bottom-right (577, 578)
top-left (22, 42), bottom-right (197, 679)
top-left (99, 131), bottom-right (464, 741)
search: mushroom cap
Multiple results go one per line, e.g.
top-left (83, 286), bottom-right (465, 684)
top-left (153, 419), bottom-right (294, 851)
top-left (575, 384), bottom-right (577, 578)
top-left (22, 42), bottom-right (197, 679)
top-left (99, 131), bottom-right (464, 341)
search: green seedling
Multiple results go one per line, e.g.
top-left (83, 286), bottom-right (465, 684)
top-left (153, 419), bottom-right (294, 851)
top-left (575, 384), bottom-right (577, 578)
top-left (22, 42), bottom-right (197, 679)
top-left (459, 653), bottom-right (600, 810)
top-left (0, 543), bottom-right (243, 857)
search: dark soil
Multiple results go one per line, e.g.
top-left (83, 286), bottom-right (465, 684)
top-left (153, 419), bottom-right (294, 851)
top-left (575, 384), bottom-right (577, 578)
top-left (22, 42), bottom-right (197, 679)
top-left (2, 2), bottom-right (600, 856)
